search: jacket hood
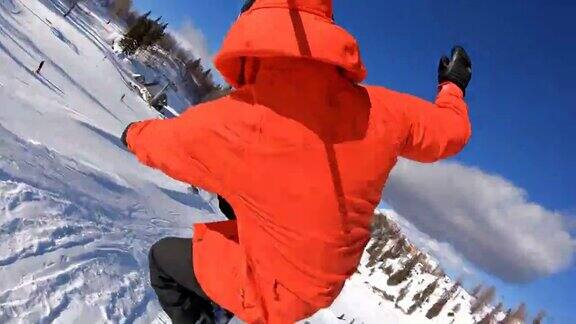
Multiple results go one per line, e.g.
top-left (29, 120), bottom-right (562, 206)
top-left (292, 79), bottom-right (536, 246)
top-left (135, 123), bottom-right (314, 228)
top-left (214, 0), bottom-right (367, 88)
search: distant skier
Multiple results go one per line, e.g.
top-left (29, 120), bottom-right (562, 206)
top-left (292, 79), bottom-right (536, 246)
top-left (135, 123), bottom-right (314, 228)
top-left (121, 0), bottom-right (472, 323)
top-left (35, 60), bottom-right (45, 74)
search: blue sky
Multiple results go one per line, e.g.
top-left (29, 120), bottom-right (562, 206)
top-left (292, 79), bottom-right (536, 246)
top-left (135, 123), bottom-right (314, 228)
top-left (134, 1), bottom-right (575, 322)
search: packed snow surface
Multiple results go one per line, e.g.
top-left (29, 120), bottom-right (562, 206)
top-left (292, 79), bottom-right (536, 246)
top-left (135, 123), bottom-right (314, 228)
top-left (0, 0), bottom-right (480, 323)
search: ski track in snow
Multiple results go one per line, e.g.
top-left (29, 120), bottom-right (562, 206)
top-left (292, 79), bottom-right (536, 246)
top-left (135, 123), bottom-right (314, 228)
top-left (0, 129), bottom-right (167, 324)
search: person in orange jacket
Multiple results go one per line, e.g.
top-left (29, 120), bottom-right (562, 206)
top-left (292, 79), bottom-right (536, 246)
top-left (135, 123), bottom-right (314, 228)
top-left (121, 0), bottom-right (472, 323)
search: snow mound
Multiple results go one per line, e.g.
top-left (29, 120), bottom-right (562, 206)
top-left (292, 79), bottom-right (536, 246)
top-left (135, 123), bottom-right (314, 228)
top-left (0, 126), bottom-right (162, 323)
top-left (0, 180), bottom-right (148, 323)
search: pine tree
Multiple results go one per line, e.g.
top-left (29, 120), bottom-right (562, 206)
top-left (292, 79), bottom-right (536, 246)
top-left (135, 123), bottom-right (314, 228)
top-left (478, 302), bottom-right (503, 324)
top-left (387, 253), bottom-right (421, 286)
top-left (425, 280), bottom-right (461, 319)
top-left (532, 310), bottom-right (546, 324)
top-left (120, 11), bottom-right (150, 55)
top-left (408, 278), bottom-right (438, 314)
top-left (141, 21), bottom-right (167, 48)
top-left (365, 237), bottom-right (387, 267)
top-left (382, 237), bottom-right (406, 260)
top-left (120, 11), bottom-right (167, 56)
top-left (502, 303), bottom-right (527, 324)
top-left (470, 284), bottom-right (483, 298)
top-left (431, 265), bottom-right (445, 277)
top-left (157, 34), bottom-right (177, 53)
top-left (395, 280), bottom-right (412, 307)
top-left (471, 286), bottom-right (496, 314)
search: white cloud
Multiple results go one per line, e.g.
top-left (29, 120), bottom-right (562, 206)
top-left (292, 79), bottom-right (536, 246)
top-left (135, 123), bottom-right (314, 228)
top-left (382, 159), bottom-right (575, 283)
top-left (170, 19), bottom-right (212, 64)
top-left (169, 19), bottom-right (225, 84)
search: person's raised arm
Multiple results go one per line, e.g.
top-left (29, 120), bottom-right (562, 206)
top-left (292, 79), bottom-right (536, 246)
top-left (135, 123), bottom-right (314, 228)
top-left (399, 46), bottom-right (473, 162)
top-left (121, 105), bottom-right (234, 194)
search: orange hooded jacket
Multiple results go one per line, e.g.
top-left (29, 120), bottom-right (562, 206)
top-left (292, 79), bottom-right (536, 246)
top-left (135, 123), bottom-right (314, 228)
top-left (125, 1), bottom-right (471, 323)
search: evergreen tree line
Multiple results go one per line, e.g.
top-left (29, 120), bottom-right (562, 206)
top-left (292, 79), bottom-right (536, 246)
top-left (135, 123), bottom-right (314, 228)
top-left (119, 11), bottom-right (167, 56)
top-left (98, 0), bottom-right (223, 101)
top-left (368, 212), bottom-right (547, 323)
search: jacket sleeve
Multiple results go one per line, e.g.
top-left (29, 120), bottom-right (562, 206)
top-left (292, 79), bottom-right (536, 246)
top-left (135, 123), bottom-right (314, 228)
top-left (397, 82), bottom-right (472, 162)
top-left (124, 105), bottom-right (236, 194)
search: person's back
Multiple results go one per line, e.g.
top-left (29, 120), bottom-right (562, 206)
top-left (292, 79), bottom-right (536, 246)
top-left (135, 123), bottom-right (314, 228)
top-left (122, 1), bottom-right (472, 323)
top-left (218, 57), bottom-right (396, 306)
top-left (180, 56), bottom-right (470, 319)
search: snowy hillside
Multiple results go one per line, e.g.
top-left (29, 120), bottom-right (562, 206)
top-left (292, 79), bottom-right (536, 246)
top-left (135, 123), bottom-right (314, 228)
top-left (0, 1), bottom-right (506, 323)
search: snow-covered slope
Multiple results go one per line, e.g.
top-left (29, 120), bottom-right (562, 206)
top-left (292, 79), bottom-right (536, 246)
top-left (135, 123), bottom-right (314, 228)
top-left (0, 0), bottom-right (217, 322)
top-left (0, 1), bottom-right (493, 323)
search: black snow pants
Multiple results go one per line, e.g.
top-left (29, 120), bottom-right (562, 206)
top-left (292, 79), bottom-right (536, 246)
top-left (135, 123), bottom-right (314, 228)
top-left (149, 195), bottom-right (236, 324)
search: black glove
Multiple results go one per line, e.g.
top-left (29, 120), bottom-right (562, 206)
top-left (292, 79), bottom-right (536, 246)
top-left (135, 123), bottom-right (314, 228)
top-left (240, 0), bottom-right (256, 13)
top-left (438, 46), bottom-right (472, 95)
top-left (121, 122), bottom-right (134, 147)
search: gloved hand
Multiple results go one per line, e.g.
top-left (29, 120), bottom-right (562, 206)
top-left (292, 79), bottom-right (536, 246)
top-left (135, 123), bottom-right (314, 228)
top-left (438, 46), bottom-right (472, 95)
top-left (241, 0), bottom-right (256, 13)
top-left (121, 122), bottom-right (135, 147)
